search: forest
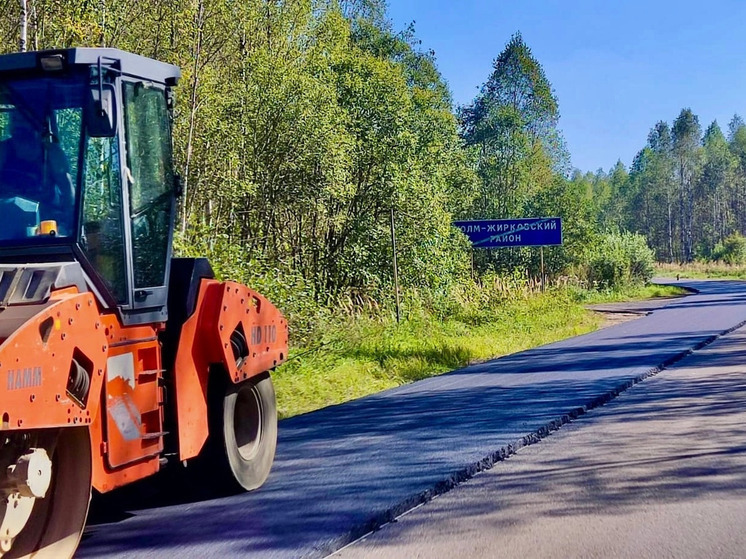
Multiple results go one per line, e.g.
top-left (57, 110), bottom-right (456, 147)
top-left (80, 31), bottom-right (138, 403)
top-left (0, 1), bottom-right (737, 414)
top-left (576, 113), bottom-right (746, 265)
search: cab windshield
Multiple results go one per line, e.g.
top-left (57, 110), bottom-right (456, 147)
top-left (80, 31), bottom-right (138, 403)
top-left (0, 73), bottom-right (85, 240)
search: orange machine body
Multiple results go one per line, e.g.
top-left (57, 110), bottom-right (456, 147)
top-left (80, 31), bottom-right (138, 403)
top-left (0, 279), bottom-right (288, 494)
top-left (0, 48), bottom-right (288, 559)
top-left (0, 289), bottom-right (108, 432)
top-left (173, 279), bottom-right (288, 461)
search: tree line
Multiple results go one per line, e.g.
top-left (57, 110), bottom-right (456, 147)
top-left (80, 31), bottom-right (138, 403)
top-left (575, 111), bottom-right (746, 263)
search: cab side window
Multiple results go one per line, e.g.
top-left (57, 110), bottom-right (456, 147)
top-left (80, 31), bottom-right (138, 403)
top-left (123, 82), bottom-right (173, 290)
top-left (81, 135), bottom-right (126, 301)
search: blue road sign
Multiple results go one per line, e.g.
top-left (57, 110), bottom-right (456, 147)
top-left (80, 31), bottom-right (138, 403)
top-left (453, 217), bottom-right (563, 248)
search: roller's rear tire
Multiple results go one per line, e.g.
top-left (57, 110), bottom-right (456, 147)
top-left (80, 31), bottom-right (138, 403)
top-left (205, 372), bottom-right (277, 492)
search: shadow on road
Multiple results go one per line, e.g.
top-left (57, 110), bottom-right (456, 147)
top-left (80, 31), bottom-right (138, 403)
top-left (393, 356), bottom-right (746, 538)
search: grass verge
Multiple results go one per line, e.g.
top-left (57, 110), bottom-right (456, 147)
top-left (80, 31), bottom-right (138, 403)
top-left (273, 282), bottom-right (687, 419)
top-left (572, 282), bottom-right (688, 304)
top-left (656, 262), bottom-right (746, 280)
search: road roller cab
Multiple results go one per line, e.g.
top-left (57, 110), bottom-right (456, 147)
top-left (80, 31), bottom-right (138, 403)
top-left (0, 48), bottom-right (288, 558)
top-left (0, 48), bottom-right (180, 317)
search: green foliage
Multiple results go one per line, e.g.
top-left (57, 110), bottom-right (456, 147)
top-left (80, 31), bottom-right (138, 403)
top-left (587, 107), bottom-right (746, 266)
top-left (460, 32), bottom-right (564, 218)
top-left (0, 1), bottom-right (478, 308)
top-left (713, 232), bottom-right (746, 265)
top-left (528, 174), bottom-right (597, 274)
top-left (458, 33), bottom-right (574, 276)
top-left (584, 232), bottom-right (655, 289)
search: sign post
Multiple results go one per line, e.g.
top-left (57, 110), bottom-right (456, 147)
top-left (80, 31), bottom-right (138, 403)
top-left (540, 246), bottom-right (545, 292)
top-left (390, 207), bottom-right (401, 323)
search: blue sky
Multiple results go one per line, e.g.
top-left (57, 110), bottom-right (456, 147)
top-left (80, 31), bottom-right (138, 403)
top-left (386, 0), bottom-right (746, 173)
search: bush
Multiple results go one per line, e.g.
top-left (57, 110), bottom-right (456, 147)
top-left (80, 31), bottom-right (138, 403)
top-left (713, 233), bottom-right (746, 265)
top-left (584, 232), bottom-right (654, 289)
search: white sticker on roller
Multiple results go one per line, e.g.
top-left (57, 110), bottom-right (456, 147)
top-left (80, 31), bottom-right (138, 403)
top-left (109, 394), bottom-right (142, 441)
top-left (107, 353), bottom-right (135, 389)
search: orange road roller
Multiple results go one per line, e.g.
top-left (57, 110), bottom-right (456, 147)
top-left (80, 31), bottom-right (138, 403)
top-left (0, 48), bottom-right (288, 558)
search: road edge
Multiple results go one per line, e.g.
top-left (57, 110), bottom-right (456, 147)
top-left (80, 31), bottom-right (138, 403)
top-left (317, 314), bottom-right (746, 559)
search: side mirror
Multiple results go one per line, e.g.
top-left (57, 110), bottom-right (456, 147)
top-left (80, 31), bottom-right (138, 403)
top-left (86, 85), bottom-right (117, 138)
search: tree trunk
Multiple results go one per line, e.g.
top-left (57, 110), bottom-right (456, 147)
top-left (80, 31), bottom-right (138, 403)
top-left (19, 0), bottom-right (27, 52)
top-left (181, 0), bottom-right (205, 234)
top-left (667, 187), bottom-right (674, 262)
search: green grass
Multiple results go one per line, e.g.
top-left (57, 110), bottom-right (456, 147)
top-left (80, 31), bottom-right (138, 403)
top-left (656, 262), bottom-right (746, 280)
top-left (273, 283), bottom-right (686, 419)
top-left (573, 282), bottom-right (689, 304)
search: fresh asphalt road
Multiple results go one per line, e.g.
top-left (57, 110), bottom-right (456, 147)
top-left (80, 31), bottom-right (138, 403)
top-left (79, 280), bottom-right (746, 558)
top-left (335, 322), bottom-right (746, 559)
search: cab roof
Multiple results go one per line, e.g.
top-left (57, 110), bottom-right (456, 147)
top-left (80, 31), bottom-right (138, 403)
top-left (0, 47), bottom-right (180, 85)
